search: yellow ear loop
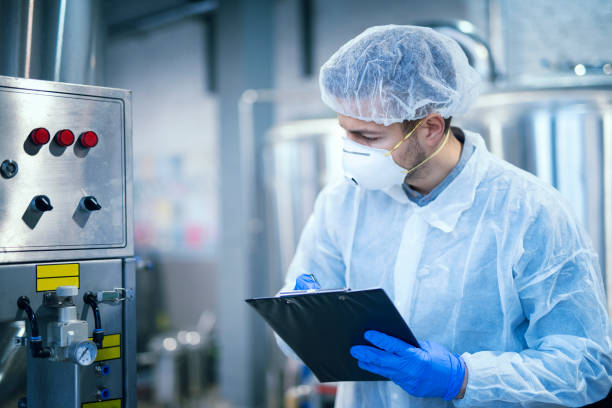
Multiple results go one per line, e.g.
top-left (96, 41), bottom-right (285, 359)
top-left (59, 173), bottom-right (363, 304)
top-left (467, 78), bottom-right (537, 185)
top-left (382, 118), bottom-right (452, 175)
top-left (403, 127), bottom-right (452, 175)
top-left (383, 118), bottom-right (425, 157)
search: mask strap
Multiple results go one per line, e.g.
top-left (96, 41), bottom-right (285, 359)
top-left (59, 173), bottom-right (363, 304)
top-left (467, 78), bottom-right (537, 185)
top-left (403, 127), bottom-right (452, 175)
top-left (384, 118), bottom-right (425, 157)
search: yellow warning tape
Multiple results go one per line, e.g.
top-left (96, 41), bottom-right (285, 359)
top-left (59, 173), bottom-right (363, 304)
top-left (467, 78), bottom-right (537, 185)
top-left (89, 334), bottom-right (121, 361)
top-left (82, 398), bottom-right (121, 408)
top-left (36, 264), bottom-right (79, 292)
top-left (101, 334), bottom-right (121, 348)
top-left (37, 276), bottom-right (80, 292)
top-left (36, 263), bottom-right (79, 278)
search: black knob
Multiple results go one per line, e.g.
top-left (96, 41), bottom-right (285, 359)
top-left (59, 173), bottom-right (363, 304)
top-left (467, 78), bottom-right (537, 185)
top-left (1, 160), bottom-right (18, 179)
top-left (81, 196), bottom-right (102, 211)
top-left (32, 195), bottom-right (53, 212)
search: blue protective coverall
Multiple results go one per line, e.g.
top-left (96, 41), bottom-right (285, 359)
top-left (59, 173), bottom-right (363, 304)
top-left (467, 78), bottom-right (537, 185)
top-left (277, 131), bottom-right (612, 407)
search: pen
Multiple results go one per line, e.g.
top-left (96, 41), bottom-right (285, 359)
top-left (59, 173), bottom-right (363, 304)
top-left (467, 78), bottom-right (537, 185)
top-left (309, 273), bottom-right (320, 287)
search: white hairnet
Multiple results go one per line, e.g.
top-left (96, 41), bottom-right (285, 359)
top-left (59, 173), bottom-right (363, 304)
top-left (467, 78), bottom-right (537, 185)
top-left (319, 25), bottom-right (482, 126)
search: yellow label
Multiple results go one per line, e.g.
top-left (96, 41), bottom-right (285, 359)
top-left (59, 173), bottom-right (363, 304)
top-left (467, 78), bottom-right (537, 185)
top-left (82, 399), bottom-right (122, 408)
top-left (102, 333), bottom-right (121, 348)
top-left (36, 276), bottom-right (80, 292)
top-left (36, 264), bottom-right (80, 292)
top-left (88, 333), bottom-right (121, 361)
top-left (89, 334), bottom-right (121, 349)
top-left (96, 346), bottom-right (121, 361)
top-left (36, 263), bottom-right (79, 278)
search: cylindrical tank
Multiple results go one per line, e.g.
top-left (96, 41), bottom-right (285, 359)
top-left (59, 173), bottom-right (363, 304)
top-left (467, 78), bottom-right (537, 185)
top-left (0, 321), bottom-right (26, 403)
top-left (0, 0), bottom-right (104, 84)
top-left (455, 85), bottom-right (612, 287)
top-left (0, 3), bottom-right (105, 405)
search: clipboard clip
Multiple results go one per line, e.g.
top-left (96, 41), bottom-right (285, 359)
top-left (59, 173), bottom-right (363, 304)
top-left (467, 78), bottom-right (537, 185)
top-left (279, 288), bottom-right (351, 297)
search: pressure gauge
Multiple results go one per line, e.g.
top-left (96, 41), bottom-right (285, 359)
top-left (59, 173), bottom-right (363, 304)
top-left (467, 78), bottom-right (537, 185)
top-left (69, 340), bottom-right (98, 366)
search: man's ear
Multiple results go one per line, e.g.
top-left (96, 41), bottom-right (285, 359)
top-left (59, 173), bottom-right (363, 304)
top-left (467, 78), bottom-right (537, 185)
top-left (420, 114), bottom-right (446, 146)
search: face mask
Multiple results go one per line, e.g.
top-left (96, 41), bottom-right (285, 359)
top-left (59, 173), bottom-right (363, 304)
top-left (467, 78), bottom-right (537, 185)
top-left (342, 119), bottom-right (450, 190)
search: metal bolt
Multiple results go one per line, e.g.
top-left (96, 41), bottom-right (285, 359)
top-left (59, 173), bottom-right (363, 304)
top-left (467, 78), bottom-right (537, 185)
top-left (1, 159), bottom-right (18, 179)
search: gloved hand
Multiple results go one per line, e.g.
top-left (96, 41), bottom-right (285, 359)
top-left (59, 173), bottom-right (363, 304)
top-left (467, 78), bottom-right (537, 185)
top-left (293, 274), bottom-right (321, 290)
top-left (350, 330), bottom-right (466, 400)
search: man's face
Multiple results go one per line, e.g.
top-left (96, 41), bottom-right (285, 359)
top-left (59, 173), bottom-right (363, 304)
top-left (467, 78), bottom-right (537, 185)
top-left (337, 113), bottom-right (428, 180)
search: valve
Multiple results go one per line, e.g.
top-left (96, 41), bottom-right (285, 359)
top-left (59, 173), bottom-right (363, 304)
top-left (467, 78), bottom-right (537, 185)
top-left (97, 387), bottom-right (110, 401)
top-left (94, 363), bottom-right (111, 376)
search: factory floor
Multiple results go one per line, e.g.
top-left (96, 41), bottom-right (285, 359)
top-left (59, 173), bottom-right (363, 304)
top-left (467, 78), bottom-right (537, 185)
top-left (138, 386), bottom-right (232, 408)
top-left (139, 400), bottom-right (230, 408)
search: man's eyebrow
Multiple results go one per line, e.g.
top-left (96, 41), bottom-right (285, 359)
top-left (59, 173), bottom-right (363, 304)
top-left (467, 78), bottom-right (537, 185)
top-left (339, 126), bottom-right (383, 134)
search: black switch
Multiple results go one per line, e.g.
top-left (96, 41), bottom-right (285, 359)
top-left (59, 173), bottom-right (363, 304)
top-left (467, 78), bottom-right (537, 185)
top-left (31, 195), bottom-right (53, 212)
top-left (81, 196), bottom-right (102, 211)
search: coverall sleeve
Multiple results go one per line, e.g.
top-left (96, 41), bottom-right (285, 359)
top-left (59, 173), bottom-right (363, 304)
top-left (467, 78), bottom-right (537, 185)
top-left (455, 205), bottom-right (612, 407)
top-left (275, 187), bottom-right (347, 359)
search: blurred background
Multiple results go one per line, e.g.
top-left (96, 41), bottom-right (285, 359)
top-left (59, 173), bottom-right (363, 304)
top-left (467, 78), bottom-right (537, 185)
top-left (1, 0), bottom-right (612, 407)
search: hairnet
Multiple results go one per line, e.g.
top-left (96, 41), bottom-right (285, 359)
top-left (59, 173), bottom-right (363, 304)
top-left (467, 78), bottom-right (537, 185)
top-left (319, 25), bottom-right (482, 126)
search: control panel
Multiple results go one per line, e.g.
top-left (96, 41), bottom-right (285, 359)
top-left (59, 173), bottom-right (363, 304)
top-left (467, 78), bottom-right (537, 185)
top-left (0, 77), bottom-right (133, 262)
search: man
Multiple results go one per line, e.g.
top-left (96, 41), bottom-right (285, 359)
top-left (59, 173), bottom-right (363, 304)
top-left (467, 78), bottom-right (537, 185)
top-left (277, 25), bottom-right (612, 407)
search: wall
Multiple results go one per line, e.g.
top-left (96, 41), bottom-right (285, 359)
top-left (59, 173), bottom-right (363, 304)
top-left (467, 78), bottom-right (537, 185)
top-left (500, 0), bottom-right (612, 80)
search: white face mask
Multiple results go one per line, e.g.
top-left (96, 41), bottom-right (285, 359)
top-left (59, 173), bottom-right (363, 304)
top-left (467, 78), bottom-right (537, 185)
top-left (342, 137), bottom-right (407, 189)
top-left (341, 119), bottom-right (451, 190)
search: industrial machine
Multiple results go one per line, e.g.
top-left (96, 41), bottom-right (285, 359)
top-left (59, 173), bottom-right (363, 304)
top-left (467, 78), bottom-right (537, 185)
top-left (0, 75), bottom-right (135, 407)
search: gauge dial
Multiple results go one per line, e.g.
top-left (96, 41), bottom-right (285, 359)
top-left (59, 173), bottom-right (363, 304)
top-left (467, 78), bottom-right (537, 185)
top-left (73, 341), bottom-right (98, 366)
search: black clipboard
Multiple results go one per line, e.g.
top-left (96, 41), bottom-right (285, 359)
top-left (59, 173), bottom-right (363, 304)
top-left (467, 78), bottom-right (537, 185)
top-left (245, 288), bottom-right (420, 382)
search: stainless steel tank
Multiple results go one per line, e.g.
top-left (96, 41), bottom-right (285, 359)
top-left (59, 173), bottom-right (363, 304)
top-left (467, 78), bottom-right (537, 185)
top-left (263, 83), bottom-right (612, 314)
top-left (455, 85), bottom-right (612, 288)
top-left (263, 119), bottom-right (343, 291)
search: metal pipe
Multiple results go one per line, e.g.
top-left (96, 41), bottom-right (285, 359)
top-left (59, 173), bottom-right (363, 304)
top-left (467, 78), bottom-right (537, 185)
top-left (53, 0), bottom-right (67, 81)
top-left (108, 0), bottom-right (218, 38)
top-left (419, 19), bottom-right (499, 82)
top-left (604, 108), bottom-right (612, 316)
top-left (24, 0), bottom-right (35, 78)
top-left (488, 0), bottom-right (505, 77)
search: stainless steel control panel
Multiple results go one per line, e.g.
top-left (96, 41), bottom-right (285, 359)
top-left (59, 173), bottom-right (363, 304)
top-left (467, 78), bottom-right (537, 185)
top-left (0, 76), bottom-right (133, 262)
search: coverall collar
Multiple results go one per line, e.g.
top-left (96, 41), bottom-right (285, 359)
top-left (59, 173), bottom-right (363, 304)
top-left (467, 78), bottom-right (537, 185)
top-left (381, 131), bottom-right (490, 233)
top-left (402, 127), bottom-right (473, 206)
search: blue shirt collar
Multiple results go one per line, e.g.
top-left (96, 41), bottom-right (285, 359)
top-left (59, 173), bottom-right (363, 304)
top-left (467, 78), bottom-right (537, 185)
top-left (402, 127), bottom-right (475, 207)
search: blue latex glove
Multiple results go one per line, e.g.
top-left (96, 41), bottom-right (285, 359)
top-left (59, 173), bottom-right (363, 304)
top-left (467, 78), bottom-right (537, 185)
top-left (351, 330), bottom-right (465, 400)
top-left (293, 274), bottom-right (321, 290)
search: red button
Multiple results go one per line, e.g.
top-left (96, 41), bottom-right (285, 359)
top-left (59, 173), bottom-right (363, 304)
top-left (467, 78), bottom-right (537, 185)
top-left (56, 129), bottom-right (75, 146)
top-left (30, 128), bottom-right (50, 145)
top-left (79, 131), bottom-right (98, 148)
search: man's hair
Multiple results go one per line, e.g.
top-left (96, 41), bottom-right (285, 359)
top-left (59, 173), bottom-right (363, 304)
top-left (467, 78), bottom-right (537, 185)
top-left (401, 117), bottom-right (452, 134)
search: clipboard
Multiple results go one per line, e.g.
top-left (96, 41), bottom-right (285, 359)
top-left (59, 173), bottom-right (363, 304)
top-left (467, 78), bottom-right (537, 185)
top-left (245, 288), bottom-right (419, 382)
